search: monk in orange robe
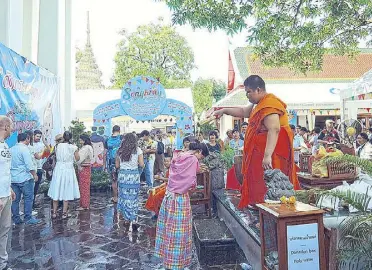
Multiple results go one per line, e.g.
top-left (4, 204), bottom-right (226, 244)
top-left (215, 75), bottom-right (300, 208)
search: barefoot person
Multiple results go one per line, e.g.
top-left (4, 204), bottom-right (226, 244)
top-left (214, 75), bottom-right (299, 209)
top-left (155, 142), bottom-right (209, 270)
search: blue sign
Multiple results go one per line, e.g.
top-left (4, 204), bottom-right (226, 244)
top-left (121, 76), bottom-right (167, 121)
top-left (0, 43), bottom-right (61, 147)
top-left (288, 109), bottom-right (298, 126)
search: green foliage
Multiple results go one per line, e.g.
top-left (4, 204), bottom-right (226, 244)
top-left (68, 119), bottom-right (88, 147)
top-left (192, 78), bottom-right (214, 115)
top-left (112, 20), bottom-right (195, 89)
top-left (314, 185), bottom-right (372, 268)
top-left (212, 79), bottom-right (226, 102)
top-left (221, 146), bottom-right (234, 169)
top-left (159, 0), bottom-right (372, 73)
top-left (197, 122), bottom-right (216, 135)
top-left (338, 215), bottom-right (372, 269)
top-left (91, 170), bottom-right (111, 190)
top-left (192, 78), bottom-right (226, 115)
top-left (316, 189), bottom-right (371, 212)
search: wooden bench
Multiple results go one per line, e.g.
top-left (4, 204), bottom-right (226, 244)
top-left (190, 171), bottom-right (211, 217)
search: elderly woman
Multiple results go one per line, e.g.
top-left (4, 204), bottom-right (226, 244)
top-left (356, 133), bottom-right (372, 160)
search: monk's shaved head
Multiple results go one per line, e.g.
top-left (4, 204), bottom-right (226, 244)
top-left (244, 75), bottom-right (266, 91)
top-left (0, 115), bottom-right (11, 128)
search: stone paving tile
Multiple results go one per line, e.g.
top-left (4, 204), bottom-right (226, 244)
top-left (8, 191), bottom-right (246, 270)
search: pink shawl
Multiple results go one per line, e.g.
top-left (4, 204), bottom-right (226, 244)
top-left (167, 151), bottom-right (199, 194)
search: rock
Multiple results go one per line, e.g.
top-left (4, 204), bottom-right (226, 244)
top-left (264, 169), bottom-right (295, 201)
top-left (210, 168), bottom-right (225, 190)
top-left (240, 263), bottom-right (253, 269)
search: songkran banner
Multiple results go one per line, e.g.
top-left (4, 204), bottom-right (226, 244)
top-left (0, 43), bottom-right (62, 147)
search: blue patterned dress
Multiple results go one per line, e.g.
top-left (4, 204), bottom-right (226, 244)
top-left (117, 148), bottom-right (142, 221)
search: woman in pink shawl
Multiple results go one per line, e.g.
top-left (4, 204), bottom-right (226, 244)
top-left (155, 142), bottom-right (209, 270)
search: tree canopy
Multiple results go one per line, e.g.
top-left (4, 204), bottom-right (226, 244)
top-left (159, 0), bottom-right (372, 73)
top-left (192, 78), bottom-right (226, 115)
top-left (112, 21), bottom-right (195, 88)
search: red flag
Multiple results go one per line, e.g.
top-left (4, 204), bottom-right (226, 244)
top-left (227, 50), bottom-right (235, 92)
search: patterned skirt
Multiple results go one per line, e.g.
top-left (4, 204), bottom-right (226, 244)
top-left (117, 169), bottom-right (140, 221)
top-left (155, 191), bottom-right (192, 270)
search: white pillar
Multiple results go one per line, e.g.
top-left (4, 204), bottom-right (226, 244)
top-left (0, 0), bottom-right (10, 46)
top-left (38, 0), bottom-right (69, 127)
top-left (22, 0), bottom-right (39, 62)
top-left (64, 0), bottom-right (76, 124)
top-left (0, 0), bottom-right (25, 52)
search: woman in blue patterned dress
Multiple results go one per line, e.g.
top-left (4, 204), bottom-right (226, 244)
top-left (115, 133), bottom-right (144, 230)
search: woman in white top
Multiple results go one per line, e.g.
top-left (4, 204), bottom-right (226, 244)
top-left (356, 133), bottom-right (372, 160)
top-left (48, 131), bottom-right (80, 219)
top-left (76, 134), bottom-right (94, 211)
top-left (115, 133), bottom-right (144, 230)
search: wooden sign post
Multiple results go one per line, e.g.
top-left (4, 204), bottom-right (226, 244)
top-left (257, 202), bottom-right (326, 270)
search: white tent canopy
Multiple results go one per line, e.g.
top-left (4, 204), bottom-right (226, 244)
top-left (340, 69), bottom-right (372, 100)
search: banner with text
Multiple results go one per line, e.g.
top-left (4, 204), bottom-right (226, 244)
top-left (0, 43), bottom-right (61, 147)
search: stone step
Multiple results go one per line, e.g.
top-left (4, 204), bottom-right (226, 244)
top-left (213, 189), bottom-right (262, 270)
top-left (193, 218), bottom-right (248, 267)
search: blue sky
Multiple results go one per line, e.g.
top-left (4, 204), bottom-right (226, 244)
top-left (73, 0), bottom-right (246, 86)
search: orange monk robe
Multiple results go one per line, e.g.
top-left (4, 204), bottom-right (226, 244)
top-left (239, 94), bottom-right (300, 209)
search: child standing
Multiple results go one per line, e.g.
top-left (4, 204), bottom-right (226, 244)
top-left (155, 143), bottom-right (209, 270)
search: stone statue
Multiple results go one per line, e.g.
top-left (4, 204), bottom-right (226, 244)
top-left (264, 169), bottom-right (295, 201)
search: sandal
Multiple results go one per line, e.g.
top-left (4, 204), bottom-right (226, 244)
top-left (111, 198), bottom-right (118, 204)
top-left (52, 211), bottom-right (57, 219)
top-left (62, 212), bottom-right (71, 219)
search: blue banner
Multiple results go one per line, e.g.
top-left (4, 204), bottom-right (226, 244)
top-left (287, 109), bottom-right (298, 126)
top-left (0, 43), bottom-right (61, 147)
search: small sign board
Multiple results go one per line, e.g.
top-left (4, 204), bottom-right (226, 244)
top-left (287, 223), bottom-right (320, 270)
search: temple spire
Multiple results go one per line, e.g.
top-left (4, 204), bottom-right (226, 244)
top-left (75, 10), bottom-right (104, 89)
top-left (86, 11), bottom-right (91, 47)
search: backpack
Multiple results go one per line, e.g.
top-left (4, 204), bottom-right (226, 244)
top-left (106, 136), bottom-right (121, 160)
top-left (42, 150), bottom-right (57, 181)
top-left (157, 141), bottom-right (165, 155)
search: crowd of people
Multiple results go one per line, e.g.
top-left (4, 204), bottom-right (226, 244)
top-left (291, 119), bottom-right (372, 162)
top-left (3, 75), bottom-right (372, 270)
top-left (1, 116), bottom-right (214, 270)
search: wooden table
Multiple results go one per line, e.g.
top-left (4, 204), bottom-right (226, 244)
top-left (297, 173), bottom-right (356, 190)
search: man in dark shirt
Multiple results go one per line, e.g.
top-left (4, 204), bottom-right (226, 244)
top-left (240, 122), bottom-right (248, 140)
top-left (318, 119), bottom-right (340, 145)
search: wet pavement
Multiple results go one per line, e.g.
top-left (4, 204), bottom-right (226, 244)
top-left (8, 191), bottom-right (245, 270)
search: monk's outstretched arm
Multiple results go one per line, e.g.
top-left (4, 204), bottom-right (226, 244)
top-left (215, 104), bottom-right (254, 118)
top-left (262, 114), bottom-right (280, 169)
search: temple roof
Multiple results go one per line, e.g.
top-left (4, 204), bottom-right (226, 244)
top-left (233, 48), bottom-right (372, 84)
